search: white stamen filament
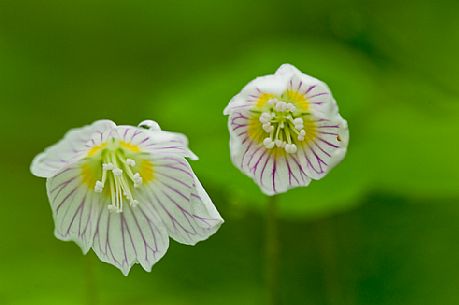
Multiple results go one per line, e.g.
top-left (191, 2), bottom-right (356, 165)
top-left (93, 150), bottom-right (144, 213)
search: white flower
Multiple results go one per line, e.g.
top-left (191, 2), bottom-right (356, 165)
top-left (30, 119), bottom-right (223, 275)
top-left (224, 64), bottom-right (349, 195)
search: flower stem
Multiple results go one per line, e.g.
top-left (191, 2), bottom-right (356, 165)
top-left (84, 254), bottom-right (99, 305)
top-left (313, 218), bottom-right (347, 305)
top-left (265, 195), bottom-right (279, 305)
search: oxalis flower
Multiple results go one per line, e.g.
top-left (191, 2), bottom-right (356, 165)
top-left (30, 119), bottom-right (223, 275)
top-left (224, 64), bottom-right (349, 195)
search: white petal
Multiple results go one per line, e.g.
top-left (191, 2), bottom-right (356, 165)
top-left (223, 73), bottom-right (288, 115)
top-left (328, 114), bottom-right (349, 169)
top-left (139, 155), bottom-right (222, 245)
top-left (275, 64), bottom-right (308, 79)
top-left (46, 162), bottom-right (105, 254)
top-left (189, 174), bottom-right (224, 236)
top-left (228, 108), bottom-right (316, 194)
top-left (224, 63), bottom-right (348, 194)
top-left (116, 126), bottom-right (198, 160)
top-left (92, 202), bottom-right (169, 275)
top-left (234, 141), bottom-right (312, 195)
top-left (298, 114), bottom-right (349, 179)
top-left (138, 119), bottom-right (161, 131)
top-left (283, 67), bottom-right (338, 117)
top-left (31, 120), bottom-right (116, 178)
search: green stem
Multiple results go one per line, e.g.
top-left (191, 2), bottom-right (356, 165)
top-left (84, 254), bottom-right (99, 305)
top-left (313, 218), bottom-right (344, 305)
top-left (265, 195), bottom-right (279, 305)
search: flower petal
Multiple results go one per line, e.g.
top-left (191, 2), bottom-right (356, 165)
top-left (297, 114), bottom-right (349, 179)
top-left (138, 154), bottom-right (221, 245)
top-left (277, 64), bottom-right (338, 116)
top-left (228, 110), bottom-right (312, 195)
top-left (31, 120), bottom-right (116, 178)
top-left (116, 126), bottom-right (198, 160)
top-left (223, 73), bottom-right (288, 115)
top-left (46, 162), bottom-right (105, 254)
top-left (189, 174), bottom-right (224, 235)
top-left (92, 202), bottom-right (170, 275)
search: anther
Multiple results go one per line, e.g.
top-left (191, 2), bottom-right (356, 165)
top-left (126, 159), bottom-right (136, 167)
top-left (293, 117), bottom-right (303, 126)
top-left (133, 173), bottom-right (143, 187)
top-left (275, 101), bottom-right (286, 112)
top-left (263, 138), bottom-right (275, 149)
top-left (94, 180), bottom-right (104, 192)
top-left (298, 130), bottom-right (305, 141)
top-left (259, 112), bottom-right (272, 124)
top-left (287, 103), bottom-right (296, 112)
top-left (102, 163), bottom-right (114, 171)
top-left (262, 123), bottom-right (274, 133)
top-left (112, 168), bottom-right (123, 176)
top-left (285, 144), bottom-right (298, 154)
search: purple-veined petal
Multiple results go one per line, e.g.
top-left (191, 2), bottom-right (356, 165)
top-left (228, 110), bottom-right (312, 195)
top-left (115, 126), bottom-right (198, 160)
top-left (32, 119), bottom-right (222, 276)
top-left (297, 113), bottom-right (349, 179)
top-left (233, 138), bottom-right (312, 195)
top-left (138, 154), bottom-right (222, 245)
top-left (92, 201), bottom-right (169, 275)
top-left (278, 64), bottom-right (338, 116)
top-left (189, 174), bottom-right (224, 235)
top-left (31, 120), bottom-right (116, 178)
top-left (223, 73), bottom-right (288, 115)
top-left (225, 64), bottom-right (349, 194)
top-left (46, 162), bottom-right (105, 254)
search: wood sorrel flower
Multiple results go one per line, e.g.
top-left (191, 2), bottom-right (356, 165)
top-left (224, 64), bottom-right (349, 195)
top-left (30, 119), bottom-right (223, 275)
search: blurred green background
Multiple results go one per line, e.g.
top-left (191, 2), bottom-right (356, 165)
top-left (1, 0), bottom-right (459, 304)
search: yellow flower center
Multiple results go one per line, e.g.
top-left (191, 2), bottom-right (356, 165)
top-left (81, 138), bottom-right (154, 213)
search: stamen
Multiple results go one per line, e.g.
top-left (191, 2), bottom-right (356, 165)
top-left (263, 138), bottom-right (275, 149)
top-left (102, 163), bottom-right (114, 171)
top-left (259, 96), bottom-right (306, 153)
top-left (262, 123), bottom-right (274, 133)
top-left (133, 173), bottom-right (143, 187)
top-left (112, 168), bottom-right (123, 176)
top-left (285, 144), bottom-right (298, 154)
top-left (288, 104), bottom-right (296, 112)
top-left (108, 204), bottom-right (121, 213)
top-left (94, 180), bottom-right (104, 192)
top-left (267, 99), bottom-right (277, 106)
top-left (91, 145), bottom-right (146, 213)
top-left (274, 101), bottom-right (286, 112)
